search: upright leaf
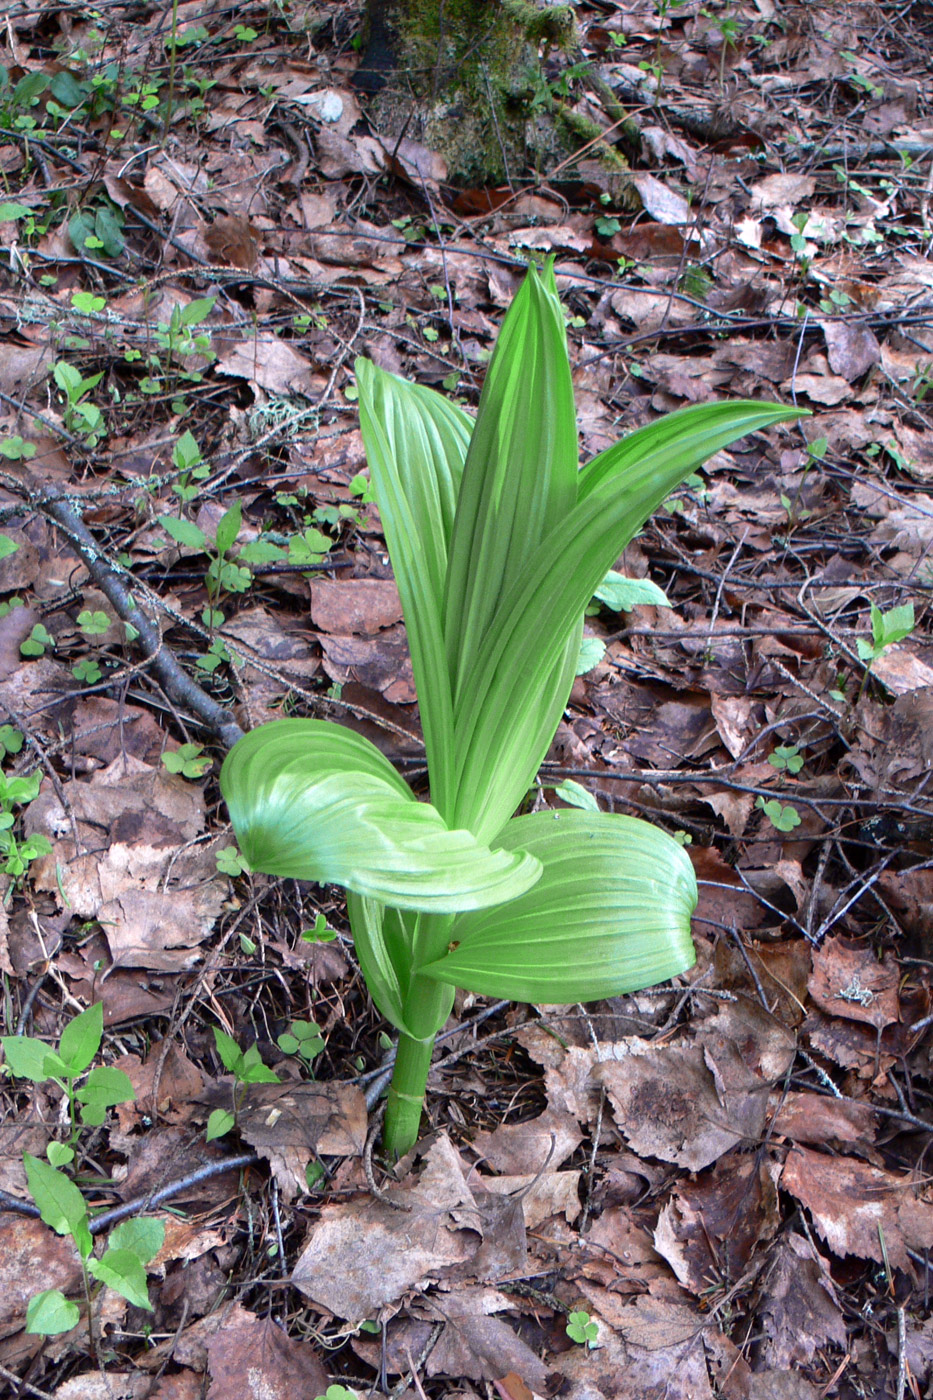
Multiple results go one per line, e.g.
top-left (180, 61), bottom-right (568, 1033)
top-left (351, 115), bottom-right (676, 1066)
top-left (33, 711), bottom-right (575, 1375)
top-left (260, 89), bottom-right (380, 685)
top-left (443, 260), bottom-right (577, 711)
top-left (356, 361), bottom-right (472, 812)
top-left (221, 719), bottom-right (541, 912)
top-left (58, 1002), bottom-right (103, 1076)
top-left (450, 401), bottom-right (800, 841)
top-left (420, 810), bottom-right (697, 1001)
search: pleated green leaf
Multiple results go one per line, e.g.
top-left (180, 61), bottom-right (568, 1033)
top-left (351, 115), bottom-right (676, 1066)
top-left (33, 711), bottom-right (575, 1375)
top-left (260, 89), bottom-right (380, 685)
top-left (220, 719), bottom-right (541, 912)
top-left (356, 360), bottom-right (472, 815)
top-left (419, 809), bottom-right (697, 1001)
top-left (443, 260), bottom-right (577, 709)
top-left (450, 400), bottom-right (801, 842)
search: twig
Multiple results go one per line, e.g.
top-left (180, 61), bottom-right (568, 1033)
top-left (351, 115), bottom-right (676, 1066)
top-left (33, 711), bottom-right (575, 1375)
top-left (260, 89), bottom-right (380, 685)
top-left (36, 489), bottom-right (244, 750)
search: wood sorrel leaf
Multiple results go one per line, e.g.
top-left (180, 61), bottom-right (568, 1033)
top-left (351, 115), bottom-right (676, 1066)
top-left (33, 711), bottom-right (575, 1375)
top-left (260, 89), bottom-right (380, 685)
top-left (220, 719), bottom-right (541, 912)
top-left (419, 809), bottom-right (697, 1001)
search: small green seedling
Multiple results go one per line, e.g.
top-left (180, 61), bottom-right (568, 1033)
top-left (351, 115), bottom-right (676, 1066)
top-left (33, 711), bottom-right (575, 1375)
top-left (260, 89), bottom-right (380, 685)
top-left (857, 602), bottom-right (915, 667)
top-left (768, 744), bottom-right (803, 774)
top-left (0, 767), bottom-right (53, 882)
top-left (21, 622), bottom-right (55, 657)
top-left (756, 796), bottom-right (801, 832)
top-left (0, 725), bottom-right (23, 757)
top-left (161, 743), bottom-right (211, 779)
top-left (567, 1309), bottom-right (599, 1348)
top-left (0, 436), bottom-right (36, 460)
top-left (207, 1027), bottom-right (280, 1141)
top-left (1, 1003), bottom-right (135, 1136)
top-left (216, 844), bottom-right (250, 877)
top-left (53, 360), bottom-right (106, 446)
top-left (77, 609), bottom-right (111, 636)
top-left (277, 1020), bottom-right (324, 1065)
top-left (221, 261), bottom-right (801, 1156)
top-left (301, 913), bottom-right (337, 943)
top-left (2, 1003), bottom-right (158, 1334)
top-left (314, 1388), bottom-right (359, 1400)
top-left (172, 429), bottom-right (211, 501)
top-left (22, 1156), bottom-right (163, 1334)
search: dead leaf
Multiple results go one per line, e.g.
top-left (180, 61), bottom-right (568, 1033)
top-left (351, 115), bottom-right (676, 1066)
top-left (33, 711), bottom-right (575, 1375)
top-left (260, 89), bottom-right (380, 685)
top-left (206, 1312), bottom-right (329, 1400)
top-left (808, 935), bottom-right (900, 1030)
top-left (820, 318), bottom-right (881, 380)
top-left (231, 1080), bottom-right (367, 1200)
top-left (215, 333), bottom-right (325, 397)
top-left (756, 1231), bottom-right (847, 1368)
top-left (0, 1215), bottom-right (84, 1339)
top-left (781, 1146), bottom-right (933, 1270)
top-left (310, 578), bottom-right (403, 634)
top-left (632, 173), bottom-right (690, 223)
top-left (292, 1134), bottom-right (525, 1318)
top-left (653, 1152), bottom-right (780, 1295)
top-left (594, 1034), bottom-right (771, 1170)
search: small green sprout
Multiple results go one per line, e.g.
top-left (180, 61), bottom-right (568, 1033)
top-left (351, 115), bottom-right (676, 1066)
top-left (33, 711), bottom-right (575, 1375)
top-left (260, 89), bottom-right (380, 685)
top-left (161, 743), bottom-right (211, 779)
top-left (756, 797), bottom-right (801, 832)
top-left (768, 745), bottom-right (803, 774)
top-left (567, 1309), bottom-right (599, 1347)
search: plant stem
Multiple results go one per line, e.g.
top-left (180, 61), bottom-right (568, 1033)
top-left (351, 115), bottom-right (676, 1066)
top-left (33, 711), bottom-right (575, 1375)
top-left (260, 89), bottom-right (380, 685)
top-left (383, 1031), bottom-right (436, 1159)
top-left (382, 973), bottom-right (454, 1157)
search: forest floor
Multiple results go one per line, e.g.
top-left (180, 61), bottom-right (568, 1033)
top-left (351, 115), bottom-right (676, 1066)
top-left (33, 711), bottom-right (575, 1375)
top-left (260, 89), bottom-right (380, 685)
top-left (0, 1), bottom-right (932, 1397)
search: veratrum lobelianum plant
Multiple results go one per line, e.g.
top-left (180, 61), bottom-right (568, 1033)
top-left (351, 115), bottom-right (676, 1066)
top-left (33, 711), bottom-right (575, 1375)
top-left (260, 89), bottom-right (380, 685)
top-left (220, 260), bottom-right (799, 1156)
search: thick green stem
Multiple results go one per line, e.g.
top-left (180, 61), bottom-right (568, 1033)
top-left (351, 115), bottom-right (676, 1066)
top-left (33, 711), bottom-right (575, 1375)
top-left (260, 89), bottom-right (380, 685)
top-left (383, 970), bottom-right (454, 1157)
top-left (383, 1030), bottom-right (436, 1158)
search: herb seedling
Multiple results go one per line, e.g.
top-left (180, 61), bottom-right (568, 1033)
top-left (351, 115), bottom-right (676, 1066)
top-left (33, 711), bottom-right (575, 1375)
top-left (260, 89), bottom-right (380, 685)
top-left (1, 1003), bottom-right (158, 1334)
top-left (0, 767), bottom-right (53, 882)
top-left (206, 1027), bottom-right (280, 1141)
top-left (221, 261), bottom-right (800, 1155)
top-left (567, 1309), bottom-right (599, 1348)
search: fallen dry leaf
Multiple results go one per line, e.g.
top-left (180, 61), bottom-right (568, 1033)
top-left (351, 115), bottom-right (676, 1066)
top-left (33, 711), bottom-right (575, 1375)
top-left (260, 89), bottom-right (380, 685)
top-left (756, 1231), bottom-right (847, 1369)
top-left (781, 1146), bottom-right (933, 1270)
top-left (206, 1311), bottom-right (329, 1400)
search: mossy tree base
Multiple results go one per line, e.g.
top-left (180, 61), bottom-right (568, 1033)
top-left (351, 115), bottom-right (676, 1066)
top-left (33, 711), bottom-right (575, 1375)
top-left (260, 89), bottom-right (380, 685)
top-left (356, 0), bottom-right (619, 188)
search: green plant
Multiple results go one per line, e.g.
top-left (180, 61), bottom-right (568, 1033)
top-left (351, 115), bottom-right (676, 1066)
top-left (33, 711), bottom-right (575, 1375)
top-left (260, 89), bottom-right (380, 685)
top-left (20, 622), bottom-right (54, 657)
top-left (53, 360), bottom-right (106, 445)
top-left (756, 796), bottom-right (801, 832)
top-left (857, 602), bottom-right (915, 668)
top-left (207, 1027), bottom-right (280, 1141)
top-left (1, 1003), bottom-right (156, 1334)
top-left (0, 767), bottom-right (53, 882)
top-left (768, 744), bottom-right (803, 774)
top-left (277, 1019), bottom-right (325, 1066)
top-left (216, 844), bottom-right (249, 877)
top-left (161, 742), bottom-right (211, 779)
top-left (567, 1308), bottom-right (599, 1348)
top-left (220, 261), bottom-right (799, 1156)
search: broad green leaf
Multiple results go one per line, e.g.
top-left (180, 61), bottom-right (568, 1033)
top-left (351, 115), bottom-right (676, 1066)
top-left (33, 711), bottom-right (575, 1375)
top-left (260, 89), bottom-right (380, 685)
top-left (207, 1108), bottom-right (235, 1140)
top-left (214, 500), bottom-right (242, 557)
top-left (58, 1002), bottom-right (103, 1076)
top-left (443, 260), bottom-right (577, 706)
top-left (25, 1289), bottom-right (80, 1336)
top-left (76, 1065), bottom-right (135, 1124)
top-left (576, 635), bottom-right (606, 674)
top-left (23, 1155), bottom-right (91, 1256)
top-left (221, 719), bottom-right (541, 912)
top-left (356, 359), bottom-right (471, 813)
top-left (553, 779), bottom-right (598, 812)
top-left (213, 1027), bottom-right (244, 1075)
top-left (420, 810), bottom-right (697, 1002)
top-left (2, 1035), bottom-right (57, 1082)
top-left (594, 571), bottom-right (671, 612)
top-left (450, 401), bottom-right (801, 841)
top-left (158, 515), bottom-right (207, 550)
top-left (109, 1217), bottom-right (165, 1265)
top-left (89, 1248), bottom-right (153, 1310)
